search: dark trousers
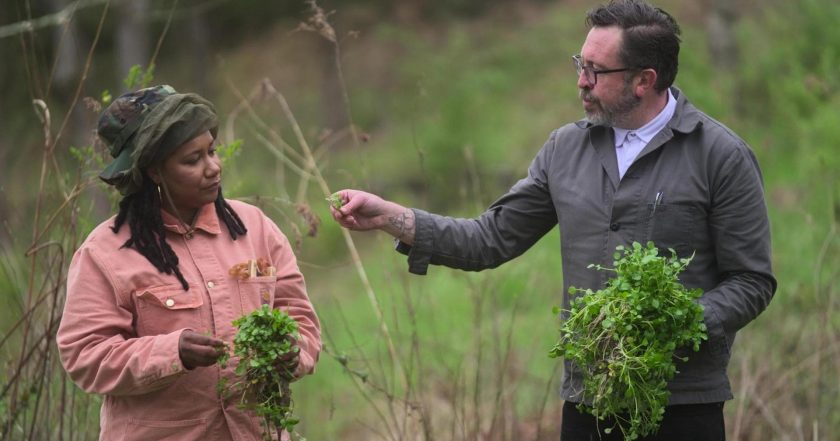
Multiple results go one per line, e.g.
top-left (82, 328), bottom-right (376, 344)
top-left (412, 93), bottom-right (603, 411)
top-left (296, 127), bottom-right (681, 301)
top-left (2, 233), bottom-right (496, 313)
top-left (560, 401), bottom-right (726, 441)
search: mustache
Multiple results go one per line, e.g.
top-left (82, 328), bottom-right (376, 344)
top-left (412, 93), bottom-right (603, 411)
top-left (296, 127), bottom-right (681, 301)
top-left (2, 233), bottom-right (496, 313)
top-left (579, 88), bottom-right (595, 101)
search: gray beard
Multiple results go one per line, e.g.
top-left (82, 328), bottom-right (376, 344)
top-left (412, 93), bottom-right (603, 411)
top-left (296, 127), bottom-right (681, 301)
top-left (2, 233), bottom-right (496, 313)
top-left (581, 84), bottom-right (641, 127)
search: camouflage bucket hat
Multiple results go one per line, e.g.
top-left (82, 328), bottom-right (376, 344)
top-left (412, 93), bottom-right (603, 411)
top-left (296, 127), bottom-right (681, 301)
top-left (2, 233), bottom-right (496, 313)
top-left (97, 85), bottom-right (218, 195)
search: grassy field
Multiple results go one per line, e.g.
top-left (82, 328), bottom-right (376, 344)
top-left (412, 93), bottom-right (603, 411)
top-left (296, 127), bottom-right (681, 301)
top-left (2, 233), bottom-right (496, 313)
top-left (2, 0), bottom-right (839, 440)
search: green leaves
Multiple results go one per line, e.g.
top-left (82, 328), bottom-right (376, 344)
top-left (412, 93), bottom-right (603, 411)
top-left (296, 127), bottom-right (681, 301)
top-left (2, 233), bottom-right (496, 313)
top-left (325, 192), bottom-right (344, 210)
top-left (549, 242), bottom-right (707, 440)
top-left (216, 139), bottom-right (243, 166)
top-left (123, 63), bottom-right (155, 90)
top-left (218, 305), bottom-right (303, 440)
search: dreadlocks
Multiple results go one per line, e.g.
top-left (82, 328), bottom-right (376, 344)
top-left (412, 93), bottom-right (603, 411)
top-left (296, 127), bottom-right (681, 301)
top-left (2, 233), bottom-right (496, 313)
top-left (111, 175), bottom-right (247, 290)
top-left (216, 191), bottom-right (247, 241)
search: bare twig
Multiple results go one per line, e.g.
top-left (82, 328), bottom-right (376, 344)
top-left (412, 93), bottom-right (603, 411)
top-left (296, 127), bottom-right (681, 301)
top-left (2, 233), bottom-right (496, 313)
top-left (51, 0), bottom-right (109, 150)
top-left (262, 79), bottom-right (407, 391)
top-left (535, 364), bottom-right (561, 441)
top-left (753, 393), bottom-right (793, 441)
top-left (811, 216), bottom-right (837, 418)
top-left (146, 0), bottom-right (178, 76)
top-left (322, 316), bottom-right (398, 440)
top-left (0, 0), bottom-right (115, 40)
top-left (298, 0), bottom-right (365, 173)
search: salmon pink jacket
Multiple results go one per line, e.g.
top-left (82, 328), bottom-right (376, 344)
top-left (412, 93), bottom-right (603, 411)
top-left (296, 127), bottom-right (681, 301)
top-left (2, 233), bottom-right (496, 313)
top-left (57, 199), bottom-right (321, 440)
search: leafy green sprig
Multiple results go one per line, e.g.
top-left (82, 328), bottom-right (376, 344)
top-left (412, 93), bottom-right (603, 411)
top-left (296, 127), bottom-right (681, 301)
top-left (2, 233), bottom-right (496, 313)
top-left (325, 192), bottom-right (343, 210)
top-left (549, 242), bottom-right (707, 440)
top-left (218, 305), bottom-right (304, 440)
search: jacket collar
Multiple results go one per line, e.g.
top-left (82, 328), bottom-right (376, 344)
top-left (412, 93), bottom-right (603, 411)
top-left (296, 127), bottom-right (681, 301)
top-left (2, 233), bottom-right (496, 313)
top-left (574, 86), bottom-right (703, 135)
top-left (666, 87), bottom-right (703, 134)
top-left (161, 202), bottom-right (221, 236)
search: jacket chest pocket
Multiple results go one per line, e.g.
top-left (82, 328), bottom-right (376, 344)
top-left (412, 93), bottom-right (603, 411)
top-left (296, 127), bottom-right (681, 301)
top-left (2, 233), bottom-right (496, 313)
top-left (135, 285), bottom-right (204, 336)
top-left (237, 276), bottom-right (277, 315)
top-left (644, 203), bottom-right (704, 258)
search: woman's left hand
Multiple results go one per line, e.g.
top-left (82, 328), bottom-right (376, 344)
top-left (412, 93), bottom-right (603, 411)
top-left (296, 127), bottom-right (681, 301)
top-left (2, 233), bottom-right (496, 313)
top-left (275, 335), bottom-right (300, 379)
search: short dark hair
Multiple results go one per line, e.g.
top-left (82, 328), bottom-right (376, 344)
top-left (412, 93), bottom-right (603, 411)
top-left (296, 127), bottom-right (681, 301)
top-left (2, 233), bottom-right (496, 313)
top-left (586, 0), bottom-right (681, 92)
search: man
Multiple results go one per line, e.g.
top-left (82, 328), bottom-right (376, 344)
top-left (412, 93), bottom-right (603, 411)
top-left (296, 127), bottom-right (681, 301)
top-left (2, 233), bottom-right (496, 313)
top-left (330, 0), bottom-right (775, 439)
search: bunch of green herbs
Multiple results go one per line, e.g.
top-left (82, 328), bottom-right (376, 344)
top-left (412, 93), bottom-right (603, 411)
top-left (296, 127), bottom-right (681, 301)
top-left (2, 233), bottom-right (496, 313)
top-left (218, 305), bottom-right (304, 440)
top-left (549, 242), bottom-right (707, 440)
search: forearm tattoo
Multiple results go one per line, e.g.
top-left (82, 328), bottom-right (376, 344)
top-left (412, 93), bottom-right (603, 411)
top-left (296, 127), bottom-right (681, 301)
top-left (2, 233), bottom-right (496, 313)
top-left (387, 209), bottom-right (415, 243)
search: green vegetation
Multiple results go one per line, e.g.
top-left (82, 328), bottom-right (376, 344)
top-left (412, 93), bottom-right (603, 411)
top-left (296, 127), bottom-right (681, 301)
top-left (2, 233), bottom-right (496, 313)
top-left (218, 305), bottom-right (303, 440)
top-left (1, 0), bottom-right (839, 440)
top-left (325, 192), bottom-right (344, 210)
top-left (550, 243), bottom-right (707, 440)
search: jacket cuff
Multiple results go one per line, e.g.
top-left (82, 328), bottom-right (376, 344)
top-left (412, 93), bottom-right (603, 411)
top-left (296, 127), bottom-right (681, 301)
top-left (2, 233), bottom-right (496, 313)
top-left (293, 349), bottom-right (316, 379)
top-left (139, 329), bottom-right (189, 389)
top-left (396, 209), bottom-right (432, 275)
top-left (697, 299), bottom-right (729, 360)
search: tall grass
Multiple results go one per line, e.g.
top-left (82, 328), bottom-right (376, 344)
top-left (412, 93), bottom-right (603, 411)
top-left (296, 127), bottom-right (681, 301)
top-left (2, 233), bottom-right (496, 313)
top-left (2, 1), bottom-right (839, 440)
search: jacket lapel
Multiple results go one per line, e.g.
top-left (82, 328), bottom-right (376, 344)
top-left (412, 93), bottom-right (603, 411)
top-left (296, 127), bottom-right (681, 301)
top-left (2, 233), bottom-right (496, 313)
top-left (590, 125), bottom-right (620, 191)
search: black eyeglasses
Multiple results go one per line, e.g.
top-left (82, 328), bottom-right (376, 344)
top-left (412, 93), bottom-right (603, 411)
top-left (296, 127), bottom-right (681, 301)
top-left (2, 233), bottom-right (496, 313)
top-left (572, 55), bottom-right (634, 86)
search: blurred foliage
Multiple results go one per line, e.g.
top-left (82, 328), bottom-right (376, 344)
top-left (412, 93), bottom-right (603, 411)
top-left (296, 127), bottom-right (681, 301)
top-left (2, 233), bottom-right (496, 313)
top-left (737, 0), bottom-right (840, 176)
top-left (2, 0), bottom-right (840, 439)
top-left (314, 8), bottom-right (587, 214)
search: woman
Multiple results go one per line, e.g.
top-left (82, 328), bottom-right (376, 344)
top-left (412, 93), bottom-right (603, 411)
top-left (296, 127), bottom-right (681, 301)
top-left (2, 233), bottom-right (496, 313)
top-left (57, 85), bottom-right (321, 440)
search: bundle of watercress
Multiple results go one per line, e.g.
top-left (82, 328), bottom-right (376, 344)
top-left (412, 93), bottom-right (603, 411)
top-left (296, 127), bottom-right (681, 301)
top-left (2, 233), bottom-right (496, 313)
top-left (218, 305), bottom-right (304, 441)
top-left (549, 242), bottom-right (707, 440)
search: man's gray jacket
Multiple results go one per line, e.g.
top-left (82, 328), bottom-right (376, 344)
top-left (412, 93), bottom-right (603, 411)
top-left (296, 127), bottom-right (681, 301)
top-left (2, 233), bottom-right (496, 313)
top-left (398, 88), bottom-right (777, 404)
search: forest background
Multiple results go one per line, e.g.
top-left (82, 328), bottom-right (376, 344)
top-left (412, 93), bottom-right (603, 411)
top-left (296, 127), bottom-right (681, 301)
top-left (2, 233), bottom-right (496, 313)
top-left (1, 0), bottom-right (838, 440)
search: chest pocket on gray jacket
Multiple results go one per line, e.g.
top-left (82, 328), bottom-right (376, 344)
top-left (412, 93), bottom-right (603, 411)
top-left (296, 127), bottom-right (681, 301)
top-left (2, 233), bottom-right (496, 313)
top-left (645, 203), bottom-right (702, 258)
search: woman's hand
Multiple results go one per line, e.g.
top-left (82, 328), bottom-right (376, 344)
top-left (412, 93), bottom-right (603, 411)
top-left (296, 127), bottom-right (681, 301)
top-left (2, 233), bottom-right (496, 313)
top-left (275, 335), bottom-right (300, 380)
top-left (178, 330), bottom-right (225, 370)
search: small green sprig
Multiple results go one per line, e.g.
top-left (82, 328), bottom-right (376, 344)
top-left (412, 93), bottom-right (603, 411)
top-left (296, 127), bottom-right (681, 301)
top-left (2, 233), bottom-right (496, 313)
top-left (325, 192), bottom-right (343, 210)
top-left (549, 242), bottom-right (707, 440)
top-left (218, 305), bottom-right (304, 440)
top-left (123, 63), bottom-right (155, 90)
top-left (216, 139), bottom-right (243, 166)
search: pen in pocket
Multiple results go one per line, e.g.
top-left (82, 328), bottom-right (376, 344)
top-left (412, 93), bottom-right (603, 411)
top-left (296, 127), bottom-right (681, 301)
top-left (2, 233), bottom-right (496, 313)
top-left (652, 191), bottom-right (663, 216)
top-left (647, 192), bottom-right (663, 244)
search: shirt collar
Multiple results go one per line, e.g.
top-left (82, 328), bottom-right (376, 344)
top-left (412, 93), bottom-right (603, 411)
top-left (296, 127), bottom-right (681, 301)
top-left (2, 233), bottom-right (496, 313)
top-left (161, 203), bottom-right (221, 236)
top-left (613, 88), bottom-right (677, 147)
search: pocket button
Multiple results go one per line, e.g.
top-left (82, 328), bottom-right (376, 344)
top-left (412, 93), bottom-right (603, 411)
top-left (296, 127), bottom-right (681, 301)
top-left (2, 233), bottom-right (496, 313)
top-left (165, 298), bottom-right (175, 308)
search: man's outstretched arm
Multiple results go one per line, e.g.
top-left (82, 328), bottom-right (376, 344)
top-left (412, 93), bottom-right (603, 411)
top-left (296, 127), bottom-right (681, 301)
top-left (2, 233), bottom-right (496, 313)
top-left (329, 189), bottom-right (416, 245)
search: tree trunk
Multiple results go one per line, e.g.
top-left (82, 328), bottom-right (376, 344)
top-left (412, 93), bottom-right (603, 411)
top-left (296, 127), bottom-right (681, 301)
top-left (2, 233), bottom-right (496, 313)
top-left (185, 4), bottom-right (211, 95)
top-left (116, 0), bottom-right (150, 91)
top-left (47, 0), bottom-right (81, 91)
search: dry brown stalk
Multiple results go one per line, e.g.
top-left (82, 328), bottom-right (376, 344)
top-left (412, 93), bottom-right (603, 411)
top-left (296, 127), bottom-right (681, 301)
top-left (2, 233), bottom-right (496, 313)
top-left (5, 2), bottom-right (112, 438)
top-left (260, 79), bottom-right (408, 394)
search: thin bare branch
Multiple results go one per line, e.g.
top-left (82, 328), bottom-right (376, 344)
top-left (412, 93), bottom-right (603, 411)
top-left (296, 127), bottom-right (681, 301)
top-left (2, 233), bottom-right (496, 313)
top-left (146, 0), bottom-right (178, 73)
top-left (261, 79), bottom-right (408, 398)
top-left (0, 0), bottom-right (115, 40)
